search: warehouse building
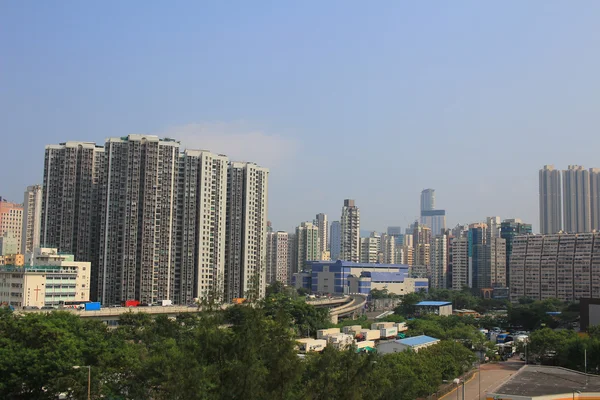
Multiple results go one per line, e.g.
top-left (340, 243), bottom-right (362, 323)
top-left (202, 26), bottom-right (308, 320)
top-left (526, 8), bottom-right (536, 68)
top-left (415, 301), bottom-right (453, 316)
top-left (377, 335), bottom-right (440, 354)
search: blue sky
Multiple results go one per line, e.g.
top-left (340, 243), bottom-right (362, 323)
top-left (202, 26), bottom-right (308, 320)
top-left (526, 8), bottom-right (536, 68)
top-left (2, 1), bottom-right (600, 233)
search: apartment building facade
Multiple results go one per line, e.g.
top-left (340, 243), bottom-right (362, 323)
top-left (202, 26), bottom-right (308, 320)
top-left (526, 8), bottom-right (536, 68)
top-left (21, 185), bottom-right (43, 254)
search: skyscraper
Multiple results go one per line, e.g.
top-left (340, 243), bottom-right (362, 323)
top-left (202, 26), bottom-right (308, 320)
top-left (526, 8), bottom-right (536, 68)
top-left (97, 135), bottom-right (179, 305)
top-left (174, 149), bottom-right (228, 305)
top-left (0, 198), bottom-right (23, 254)
top-left (450, 237), bottom-right (469, 290)
top-left (266, 231), bottom-right (289, 285)
top-left (360, 236), bottom-right (379, 263)
top-left (314, 213), bottom-right (328, 257)
top-left (287, 233), bottom-right (298, 280)
top-left (500, 218), bottom-right (532, 285)
top-left (296, 222), bottom-right (320, 271)
top-left (225, 162), bottom-right (269, 302)
top-left (340, 199), bottom-right (360, 262)
top-left (486, 216), bottom-right (501, 238)
top-left (591, 168), bottom-right (600, 231)
top-left (329, 221), bottom-right (341, 261)
top-left (562, 165), bottom-right (591, 233)
top-left (41, 141), bottom-right (104, 263)
top-left (380, 234), bottom-right (396, 264)
top-left (430, 234), bottom-right (448, 289)
top-left (539, 165), bottom-right (562, 234)
top-left (387, 226), bottom-right (402, 236)
top-left (420, 189), bottom-right (435, 212)
top-left (21, 185), bottom-right (43, 254)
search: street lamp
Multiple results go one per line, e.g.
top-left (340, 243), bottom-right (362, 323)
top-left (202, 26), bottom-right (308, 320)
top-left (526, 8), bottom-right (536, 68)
top-left (73, 365), bottom-right (91, 400)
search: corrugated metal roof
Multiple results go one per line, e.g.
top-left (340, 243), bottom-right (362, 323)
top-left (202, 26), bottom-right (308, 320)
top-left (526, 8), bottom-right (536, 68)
top-left (397, 335), bottom-right (439, 347)
top-left (416, 301), bottom-right (452, 306)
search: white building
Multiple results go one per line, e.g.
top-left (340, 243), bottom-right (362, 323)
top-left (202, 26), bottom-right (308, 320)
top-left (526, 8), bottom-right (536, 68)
top-left (21, 185), bottom-right (43, 254)
top-left (266, 231), bottom-right (289, 284)
top-left (340, 200), bottom-right (360, 262)
top-left (0, 248), bottom-right (90, 308)
top-left (360, 236), bottom-right (379, 263)
top-left (430, 235), bottom-right (448, 289)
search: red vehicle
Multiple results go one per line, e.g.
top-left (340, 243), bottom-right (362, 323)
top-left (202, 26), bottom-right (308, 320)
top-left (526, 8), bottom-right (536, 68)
top-left (123, 300), bottom-right (140, 307)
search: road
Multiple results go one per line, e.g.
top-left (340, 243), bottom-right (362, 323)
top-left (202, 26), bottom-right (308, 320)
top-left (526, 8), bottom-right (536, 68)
top-left (440, 358), bottom-right (524, 400)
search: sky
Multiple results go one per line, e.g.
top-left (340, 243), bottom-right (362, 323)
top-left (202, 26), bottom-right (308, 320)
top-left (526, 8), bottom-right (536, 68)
top-left (2, 1), bottom-right (600, 233)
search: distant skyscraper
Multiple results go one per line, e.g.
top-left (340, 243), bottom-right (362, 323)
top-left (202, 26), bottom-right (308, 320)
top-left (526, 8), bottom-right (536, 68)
top-left (21, 185), bottom-right (43, 254)
top-left (287, 233), bottom-right (298, 279)
top-left (0, 198), bottom-right (23, 254)
top-left (539, 165), bottom-right (562, 234)
top-left (500, 218), bottom-right (532, 285)
top-left (387, 226), bottom-right (402, 236)
top-left (296, 222), bottom-right (320, 270)
top-left (224, 161), bottom-right (269, 302)
top-left (97, 135), bottom-right (180, 305)
top-left (41, 141), bottom-right (103, 264)
top-left (420, 189), bottom-right (435, 212)
top-left (486, 216), bottom-right (501, 238)
top-left (314, 213), bottom-right (328, 256)
top-left (340, 199), bottom-right (360, 262)
top-left (431, 235), bottom-right (448, 289)
top-left (562, 165), bottom-right (591, 233)
top-left (380, 234), bottom-right (396, 264)
top-left (591, 168), bottom-right (600, 231)
top-left (451, 237), bottom-right (469, 290)
top-left (329, 221), bottom-right (341, 261)
top-left (266, 231), bottom-right (289, 285)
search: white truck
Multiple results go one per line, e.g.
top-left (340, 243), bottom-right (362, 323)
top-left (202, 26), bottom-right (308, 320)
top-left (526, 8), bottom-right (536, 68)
top-left (380, 327), bottom-right (398, 339)
top-left (395, 322), bottom-right (408, 332)
top-left (355, 340), bottom-right (375, 349)
top-left (297, 338), bottom-right (327, 353)
top-left (317, 328), bottom-right (340, 339)
top-left (159, 299), bottom-right (173, 307)
top-left (360, 329), bottom-right (381, 341)
top-left (343, 325), bottom-right (362, 334)
top-left (371, 322), bottom-right (394, 330)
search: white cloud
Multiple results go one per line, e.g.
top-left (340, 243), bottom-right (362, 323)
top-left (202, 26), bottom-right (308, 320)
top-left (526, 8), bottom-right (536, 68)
top-left (159, 122), bottom-right (297, 169)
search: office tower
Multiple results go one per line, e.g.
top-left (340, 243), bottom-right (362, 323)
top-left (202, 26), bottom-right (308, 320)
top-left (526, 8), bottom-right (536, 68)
top-left (562, 165), bottom-right (591, 233)
top-left (469, 223), bottom-right (488, 289)
top-left (387, 226), bottom-right (402, 236)
top-left (420, 189), bottom-right (435, 212)
top-left (21, 185), bottom-right (43, 254)
top-left (266, 231), bottom-right (289, 284)
top-left (340, 199), bottom-right (360, 262)
top-left (42, 142), bottom-right (104, 265)
top-left (97, 135), bottom-right (179, 305)
top-left (486, 216), bottom-right (501, 238)
top-left (539, 165), bottom-right (562, 234)
top-left (380, 234), bottom-right (396, 264)
top-left (225, 162), bottom-right (269, 302)
top-left (296, 222), bottom-right (320, 271)
top-left (360, 236), bottom-right (379, 263)
top-left (500, 219), bottom-right (532, 285)
top-left (287, 233), bottom-right (298, 280)
top-left (174, 150), bottom-right (228, 305)
top-left (591, 168), bottom-right (600, 231)
top-left (451, 237), bottom-right (469, 290)
top-left (509, 232), bottom-right (600, 302)
top-left (430, 235), bottom-right (448, 289)
top-left (314, 213), bottom-right (328, 256)
top-left (329, 221), bottom-right (341, 261)
top-left (0, 198), bottom-right (23, 253)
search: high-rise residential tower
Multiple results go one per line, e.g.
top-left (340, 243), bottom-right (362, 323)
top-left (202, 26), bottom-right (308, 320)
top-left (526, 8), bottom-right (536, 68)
top-left (360, 236), bottom-right (379, 263)
top-left (314, 213), bottom-right (328, 257)
top-left (0, 198), bottom-right (23, 253)
top-left (295, 222), bottom-right (320, 271)
top-left (539, 165), bottom-right (562, 234)
top-left (329, 221), bottom-right (341, 261)
top-left (97, 135), bottom-right (179, 305)
top-left (42, 141), bottom-right (104, 264)
top-left (340, 199), bottom-right (360, 262)
top-left (174, 149), bottom-right (228, 305)
top-left (21, 185), bottom-right (43, 254)
top-left (486, 216), bottom-right (501, 238)
top-left (500, 219), bottom-right (532, 285)
top-left (431, 234), bottom-right (448, 289)
top-left (266, 231), bottom-right (289, 285)
top-left (591, 168), bottom-right (600, 231)
top-left (450, 237), bottom-right (469, 290)
top-left (562, 165), bottom-right (591, 233)
top-left (224, 162), bottom-right (269, 302)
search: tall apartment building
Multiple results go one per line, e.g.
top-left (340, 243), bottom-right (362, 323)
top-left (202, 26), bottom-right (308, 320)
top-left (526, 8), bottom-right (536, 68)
top-left (380, 234), bottom-right (396, 264)
top-left (509, 232), bottom-right (600, 302)
top-left (97, 135), bottom-right (180, 305)
top-left (486, 216), bottom-right (501, 238)
top-left (329, 221), bottom-right (341, 261)
top-left (413, 223), bottom-right (431, 267)
top-left (469, 223), bottom-right (505, 289)
top-left (539, 165), bottom-right (562, 234)
top-left (42, 142), bottom-right (104, 265)
top-left (314, 213), bottom-right (328, 256)
top-left (396, 245), bottom-right (413, 266)
top-left (430, 235), bottom-right (448, 289)
top-left (0, 198), bottom-right (24, 253)
top-left (340, 199), bottom-right (360, 262)
top-left (21, 185), bottom-right (43, 254)
top-left (451, 237), bottom-right (469, 290)
top-left (360, 236), bottom-right (379, 263)
top-left (562, 165), bottom-right (591, 233)
top-left (296, 222), bottom-right (320, 271)
top-left (591, 168), bottom-right (600, 231)
top-left (173, 150), bottom-right (228, 304)
top-left (500, 219), bottom-right (532, 285)
top-left (287, 233), bottom-right (298, 280)
top-left (224, 162), bottom-right (269, 302)
top-left (265, 231), bottom-right (289, 285)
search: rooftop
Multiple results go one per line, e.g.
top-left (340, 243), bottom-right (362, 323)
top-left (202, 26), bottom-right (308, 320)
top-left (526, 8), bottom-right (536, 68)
top-left (490, 365), bottom-right (600, 397)
top-left (396, 335), bottom-right (439, 347)
top-left (416, 301), bottom-right (452, 307)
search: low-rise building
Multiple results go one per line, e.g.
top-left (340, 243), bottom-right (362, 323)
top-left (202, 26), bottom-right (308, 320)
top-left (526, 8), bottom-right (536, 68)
top-left (415, 301), bottom-right (453, 316)
top-left (0, 254), bottom-right (24, 266)
top-left (377, 335), bottom-right (440, 354)
top-left (296, 338), bottom-right (327, 353)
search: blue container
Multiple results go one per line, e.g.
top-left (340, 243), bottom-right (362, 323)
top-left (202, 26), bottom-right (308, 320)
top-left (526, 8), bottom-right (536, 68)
top-left (84, 302), bottom-right (101, 311)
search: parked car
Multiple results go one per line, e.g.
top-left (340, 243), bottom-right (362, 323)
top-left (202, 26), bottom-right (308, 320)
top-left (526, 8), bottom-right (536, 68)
top-left (23, 306), bottom-right (39, 310)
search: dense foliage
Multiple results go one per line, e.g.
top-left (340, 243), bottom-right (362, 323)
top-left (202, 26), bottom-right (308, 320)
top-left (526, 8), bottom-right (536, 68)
top-left (0, 299), bottom-right (477, 400)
